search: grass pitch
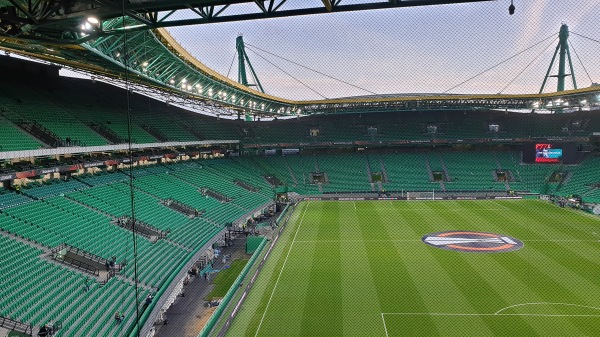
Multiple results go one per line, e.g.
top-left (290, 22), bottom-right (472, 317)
top-left (226, 200), bottom-right (600, 336)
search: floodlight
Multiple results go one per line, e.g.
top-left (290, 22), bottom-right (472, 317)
top-left (87, 17), bottom-right (100, 25)
top-left (81, 17), bottom-right (101, 32)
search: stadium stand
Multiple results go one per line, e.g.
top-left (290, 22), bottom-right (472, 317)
top-left (0, 56), bottom-right (598, 337)
top-left (441, 151), bottom-right (507, 191)
top-left (378, 152), bottom-right (438, 191)
top-left (3, 65), bottom-right (600, 152)
top-left (0, 116), bottom-right (43, 151)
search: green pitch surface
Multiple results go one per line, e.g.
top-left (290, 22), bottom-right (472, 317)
top-left (226, 200), bottom-right (600, 337)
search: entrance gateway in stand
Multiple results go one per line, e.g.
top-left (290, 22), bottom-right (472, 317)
top-left (422, 231), bottom-right (524, 253)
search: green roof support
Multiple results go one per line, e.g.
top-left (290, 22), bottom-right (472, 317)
top-left (540, 24), bottom-right (577, 93)
top-left (236, 35), bottom-right (265, 93)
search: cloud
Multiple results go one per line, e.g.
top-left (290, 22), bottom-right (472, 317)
top-left (515, 0), bottom-right (553, 51)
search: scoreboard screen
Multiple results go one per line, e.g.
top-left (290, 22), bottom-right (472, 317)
top-left (535, 143), bottom-right (562, 163)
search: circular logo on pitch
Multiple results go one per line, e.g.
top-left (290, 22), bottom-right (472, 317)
top-left (422, 231), bottom-right (523, 253)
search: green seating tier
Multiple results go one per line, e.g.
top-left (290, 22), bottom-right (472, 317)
top-left (21, 179), bottom-right (89, 199)
top-left (379, 153), bottom-right (437, 191)
top-left (0, 117), bottom-right (43, 151)
top-left (0, 153), bottom-right (598, 336)
top-left (319, 153), bottom-right (372, 192)
top-left (0, 189), bottom-right (33, 209)
top-left (76, 171), bottom-right (129, 186)
top-left (440, 152), bottom-right (507, 191)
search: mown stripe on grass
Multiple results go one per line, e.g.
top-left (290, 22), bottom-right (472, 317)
top-left (436, 202), bottom-right (582, 336)
top-left (391, 203), bottom-right (507, 336)
top-left (207, 259), bottom-right (249, 299)
top-left (239, 202), bottom-right (310, 336)
top-left (340, 201), bottom-right (386, 336)
top-left (299, 201), bottom-right (343, 336)
top-left (424, 201), bottom-right (591, 336)
top-left (355, 201), bottom-right (440, 336)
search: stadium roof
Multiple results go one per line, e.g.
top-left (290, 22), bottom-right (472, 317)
top-left (1, 0), bottom-right (600, 117)
top-left (0, 0), bottom-right (494, 43)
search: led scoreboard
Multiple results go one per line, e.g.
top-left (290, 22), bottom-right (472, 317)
top-left (535, 143), bottom-right (563, 163)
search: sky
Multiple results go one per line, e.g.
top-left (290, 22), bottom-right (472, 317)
top-left (164, 0), bottom-right (600, 100)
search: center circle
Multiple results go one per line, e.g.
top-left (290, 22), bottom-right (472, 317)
top-left (422, 230), bottom-right (524, 253)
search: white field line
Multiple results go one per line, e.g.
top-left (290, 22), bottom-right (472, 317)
top-left (494, 302), bottom-right (600, 315)
top-left (254, 201), bottom-right (309, 337)
top-left (382, 312), bottom-right (600, 317)
top-left (293, 239), bottom-right (598, 243)
top-left (294, 239), bottom-right (422, 243)
top-left (393, 208), bottom-right (513, 211)
top-left (381, 313), bottom-right (389, 337)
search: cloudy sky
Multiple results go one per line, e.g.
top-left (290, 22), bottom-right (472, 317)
top-left (165, 0), bottom-right (600, 100)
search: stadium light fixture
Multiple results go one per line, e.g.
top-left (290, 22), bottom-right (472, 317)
top-left (87, 17), bottom-right (100, 25)
top-left (142, 61), bottom-right (149, 67)
top-left (581, 100), bottom-right (587, 105)
top-left (81, 17), bottom-right (101, 33)
top-left (169, 79), bottom-right (175, 84)
top-left (508, 0), bottom-right (515, 15)
top-left (182, 78), bottom-right (187, 83)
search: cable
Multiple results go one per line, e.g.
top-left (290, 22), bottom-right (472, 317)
top-left (226, 50), bottom-right (237, 79)
top-left (244, 43), bottom-right (378, 95)
top-left (499, 37), bottom-right (558, 94)
top-left (569, 40), bottom-right (594, 85)
top-left (570, 31), bottom-right (600, 45)
top-left (120, 4), bottom-right (141, 336)
top-left (442, 33), bottom-right (559, 94)
top-left (245, 48), bottom-right (328, 99)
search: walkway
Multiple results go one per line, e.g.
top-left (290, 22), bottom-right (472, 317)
top-left (154, 236), bottom-right (249, 337)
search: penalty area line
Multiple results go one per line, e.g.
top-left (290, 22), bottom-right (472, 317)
top-left (254, 201), bottom-right (309, 337)
top-left (382, 312), bottom-right (600, 317)
top-left (381, 313), bottom-right (389, 337)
